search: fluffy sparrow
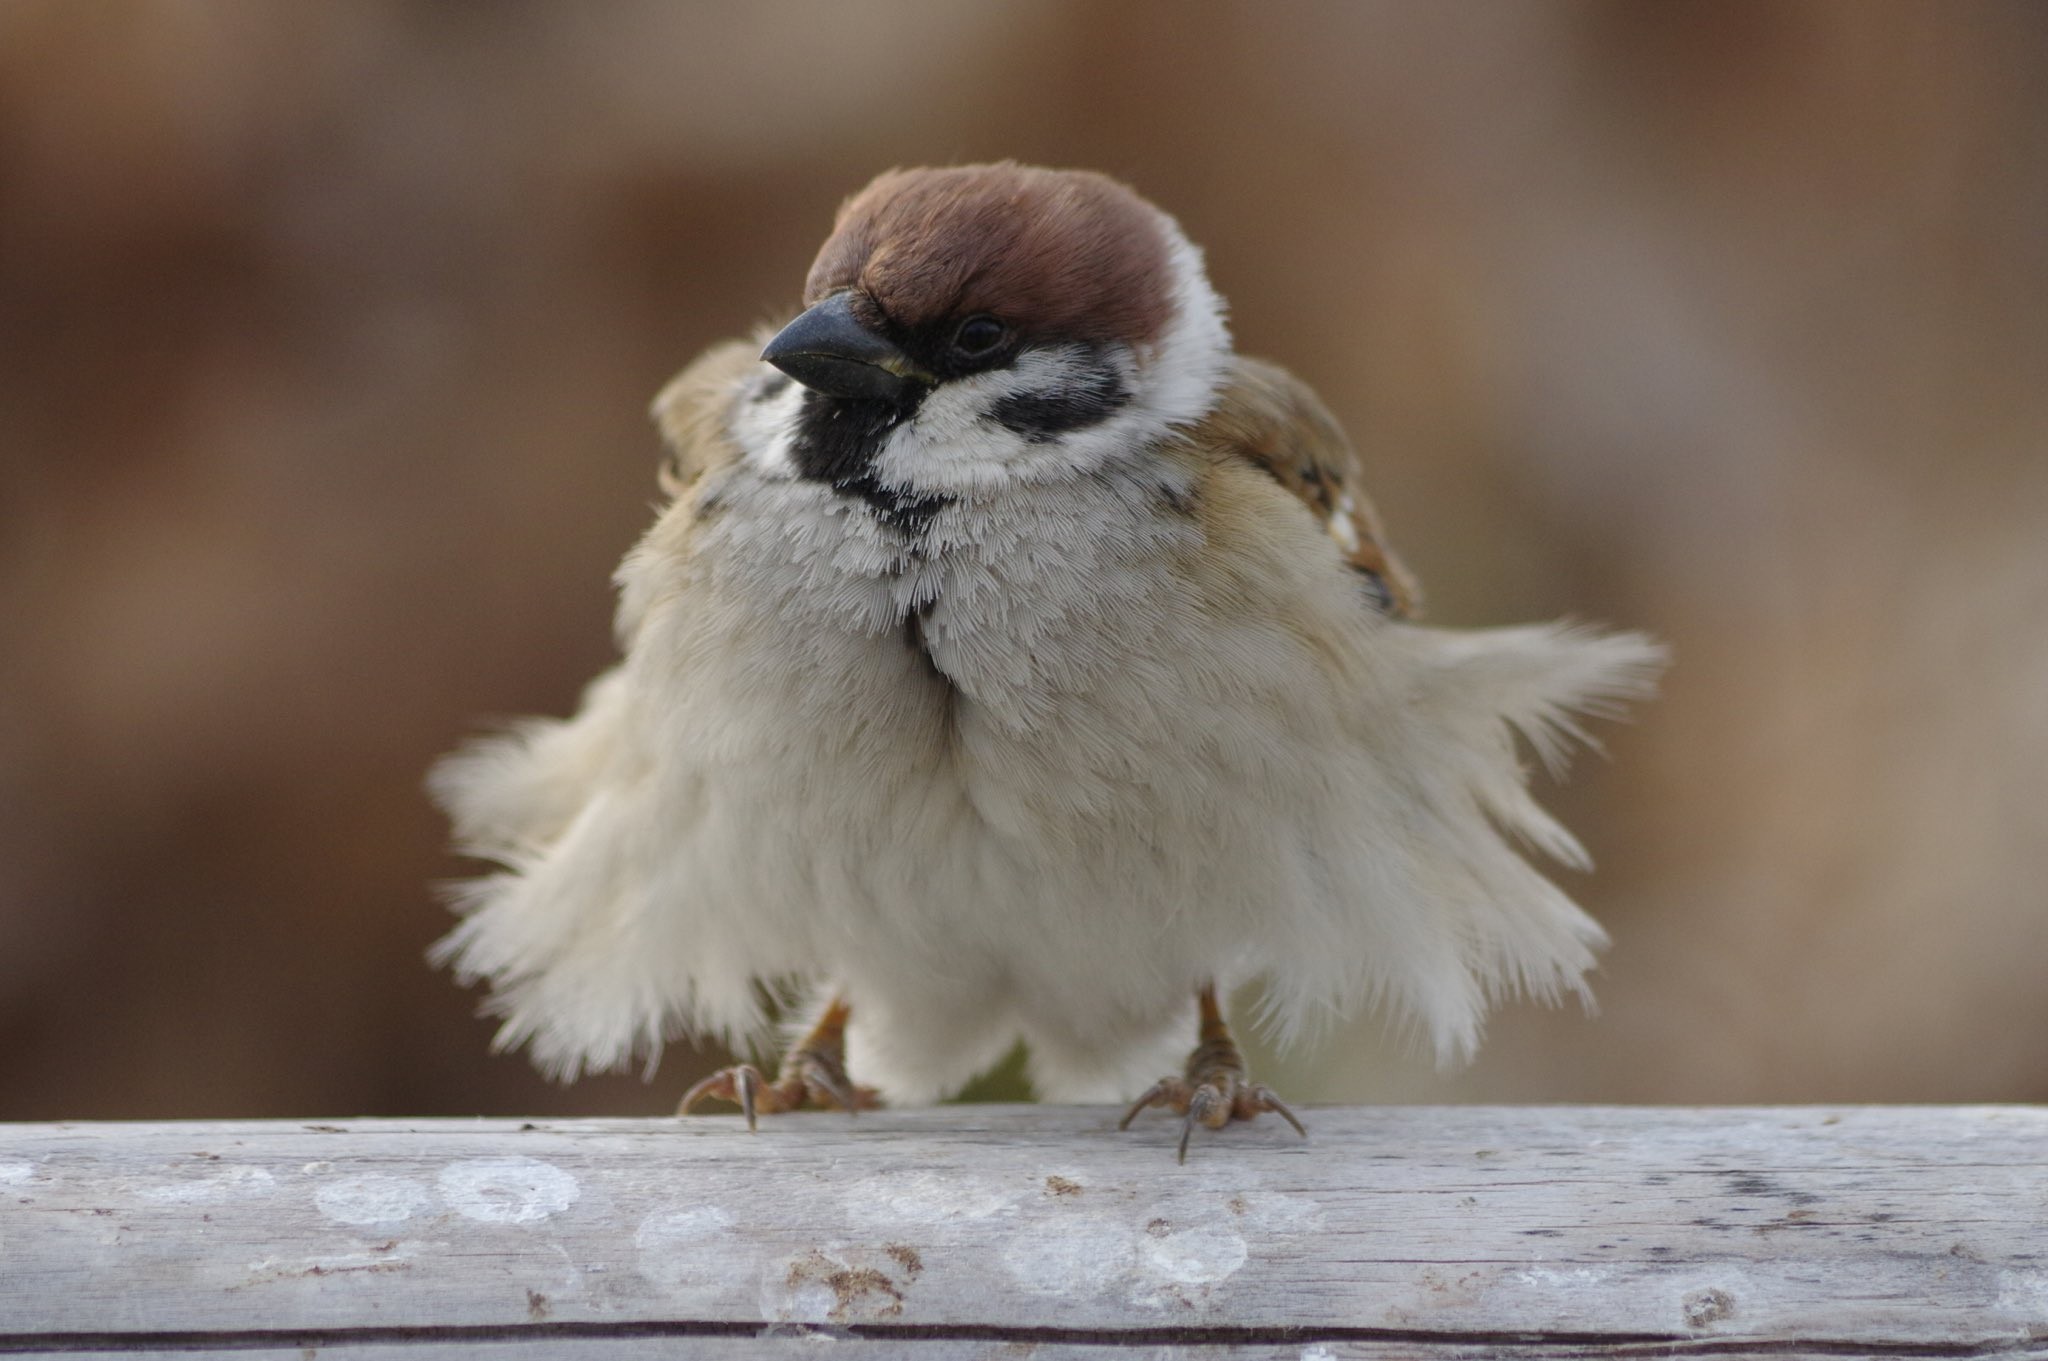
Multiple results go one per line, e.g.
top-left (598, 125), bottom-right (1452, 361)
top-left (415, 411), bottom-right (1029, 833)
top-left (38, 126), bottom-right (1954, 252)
top-left (433, 163), bottom-right (1662, 1157)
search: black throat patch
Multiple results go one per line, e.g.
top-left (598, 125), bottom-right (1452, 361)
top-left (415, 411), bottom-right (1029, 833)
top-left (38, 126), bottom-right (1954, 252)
top-left (789, 389), bottom-right (950, 537)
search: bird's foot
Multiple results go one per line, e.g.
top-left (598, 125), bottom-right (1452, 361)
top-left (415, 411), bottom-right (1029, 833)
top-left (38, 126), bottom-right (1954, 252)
top-left (1118, 984), bottom-right (1307, 1162)
top-left (678, 997), bottom-right (879, 1131)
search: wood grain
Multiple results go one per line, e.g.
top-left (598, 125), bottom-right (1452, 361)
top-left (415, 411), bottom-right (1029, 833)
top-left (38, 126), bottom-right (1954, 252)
top-left (1, 1106), bottom-right (2043, 1357)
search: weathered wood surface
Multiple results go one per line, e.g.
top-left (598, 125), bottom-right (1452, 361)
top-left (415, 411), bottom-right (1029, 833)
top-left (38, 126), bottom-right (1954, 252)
top-left (0, 1106), bottom-right (2043, 1358)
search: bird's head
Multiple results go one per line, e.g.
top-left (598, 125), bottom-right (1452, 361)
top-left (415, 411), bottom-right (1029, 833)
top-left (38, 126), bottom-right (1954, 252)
top-left (756, 163), bottom-right (1231, 498)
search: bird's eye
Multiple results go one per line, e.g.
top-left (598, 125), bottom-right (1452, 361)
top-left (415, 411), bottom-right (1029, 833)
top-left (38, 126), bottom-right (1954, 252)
top-left (951, 315), bottom-right (1007, 359)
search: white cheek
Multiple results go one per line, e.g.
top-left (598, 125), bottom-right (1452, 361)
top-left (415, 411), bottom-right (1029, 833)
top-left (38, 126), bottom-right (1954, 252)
top-left (731, 377), bottom-right (806, 478)
top-left (1146, 228), bottom-right (1232, 430)
top-left (871, 346), bottom-right (1140, 494)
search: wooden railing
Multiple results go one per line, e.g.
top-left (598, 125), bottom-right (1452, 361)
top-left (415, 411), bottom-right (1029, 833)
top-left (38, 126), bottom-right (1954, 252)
top-left (1, 1105), bottom-right (2043, 1356)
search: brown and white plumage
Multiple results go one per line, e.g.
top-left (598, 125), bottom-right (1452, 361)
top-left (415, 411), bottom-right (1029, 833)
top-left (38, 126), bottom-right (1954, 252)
top-left (432, 163), bottom-right (1661, 1121)
top-left (1193, 355), bottom-right (1420, 618)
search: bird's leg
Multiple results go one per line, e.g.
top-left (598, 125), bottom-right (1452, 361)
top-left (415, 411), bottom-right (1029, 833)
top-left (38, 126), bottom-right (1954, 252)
top-left (1118, 983), bottom-right (1306, 1162)
top-left (678, 996), bottom-right (880, 1131)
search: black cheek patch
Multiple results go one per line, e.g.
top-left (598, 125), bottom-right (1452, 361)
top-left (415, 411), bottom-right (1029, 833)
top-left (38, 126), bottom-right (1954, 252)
top-left (986, 348), bottom-right (1131, 443)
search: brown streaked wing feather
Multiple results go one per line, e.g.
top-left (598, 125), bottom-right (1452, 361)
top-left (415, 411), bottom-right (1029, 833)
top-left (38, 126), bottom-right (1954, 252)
top-left (650, 337), bottom-right (763, 500)
top-left (1197, 356), bottom-right (1421, 617)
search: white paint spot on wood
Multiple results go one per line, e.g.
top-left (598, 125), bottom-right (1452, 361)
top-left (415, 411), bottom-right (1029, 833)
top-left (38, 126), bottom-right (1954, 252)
top-left (635, 1205), bottom-right (747, 1295)
top-left (138, 1166), bottom-right (276, 1203)
top-left (767, 1256), bottom-right (842, 1325)
top-left (1006, 1205), bottom-right (1251, 1311)
top-left (436, 1157), bottom-right (578, 1225)
top-left (1683, 1285), bottom-right (1736, 1328)
top-left (1997, 1270), bottom-right (2048, 1315)
top-left (315, 1174), bottom-right (434, 1226)
top-left (1142, 1224), bottom-right (1248, 1286)
top-left (1228, 1190), bottom-right (1326, 1233)
top-left (758, 1242), bottom-right (921, 1325)
top-left (0, 1163), bottom-right (33, 1185)
top-left (1002, 1217), bottom-right (1138, 1299)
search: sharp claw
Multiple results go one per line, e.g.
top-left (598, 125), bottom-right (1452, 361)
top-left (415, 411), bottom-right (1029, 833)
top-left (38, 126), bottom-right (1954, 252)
top-left (737, 1066), bottom-right (759, 1133)
top-left (677, 1069), bottom-right (727, 1116)
top-left (1179, 1084), bottom-right (1225, 1162)
top-left (1255, 1086), bottom-right (1308, 1139)
top-left (1118, 1079), bottom-right (1170, 1131)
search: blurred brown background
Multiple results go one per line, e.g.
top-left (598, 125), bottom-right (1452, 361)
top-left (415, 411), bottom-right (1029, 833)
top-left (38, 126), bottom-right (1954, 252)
top-left (3, 1), bottom-right (2044, 1121)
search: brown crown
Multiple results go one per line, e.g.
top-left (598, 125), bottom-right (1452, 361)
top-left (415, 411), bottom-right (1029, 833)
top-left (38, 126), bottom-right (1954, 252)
top-left (804, 163), bottom-right (1176, 346)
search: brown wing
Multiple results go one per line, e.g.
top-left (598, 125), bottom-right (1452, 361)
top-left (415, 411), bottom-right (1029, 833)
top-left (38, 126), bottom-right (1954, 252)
top-left (649, 336), bottom-right (766, 501)
top-left (1200, 355), bottom-right (1421, 617)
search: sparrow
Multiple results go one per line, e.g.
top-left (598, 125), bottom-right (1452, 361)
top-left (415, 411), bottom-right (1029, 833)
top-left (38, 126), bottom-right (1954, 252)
top-left (432, 162), bottom-right (1662, 1159)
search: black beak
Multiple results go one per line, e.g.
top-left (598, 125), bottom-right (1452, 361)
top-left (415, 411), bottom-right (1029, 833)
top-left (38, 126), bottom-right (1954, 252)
top-left (761, 293), bottom-right (933, 404)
